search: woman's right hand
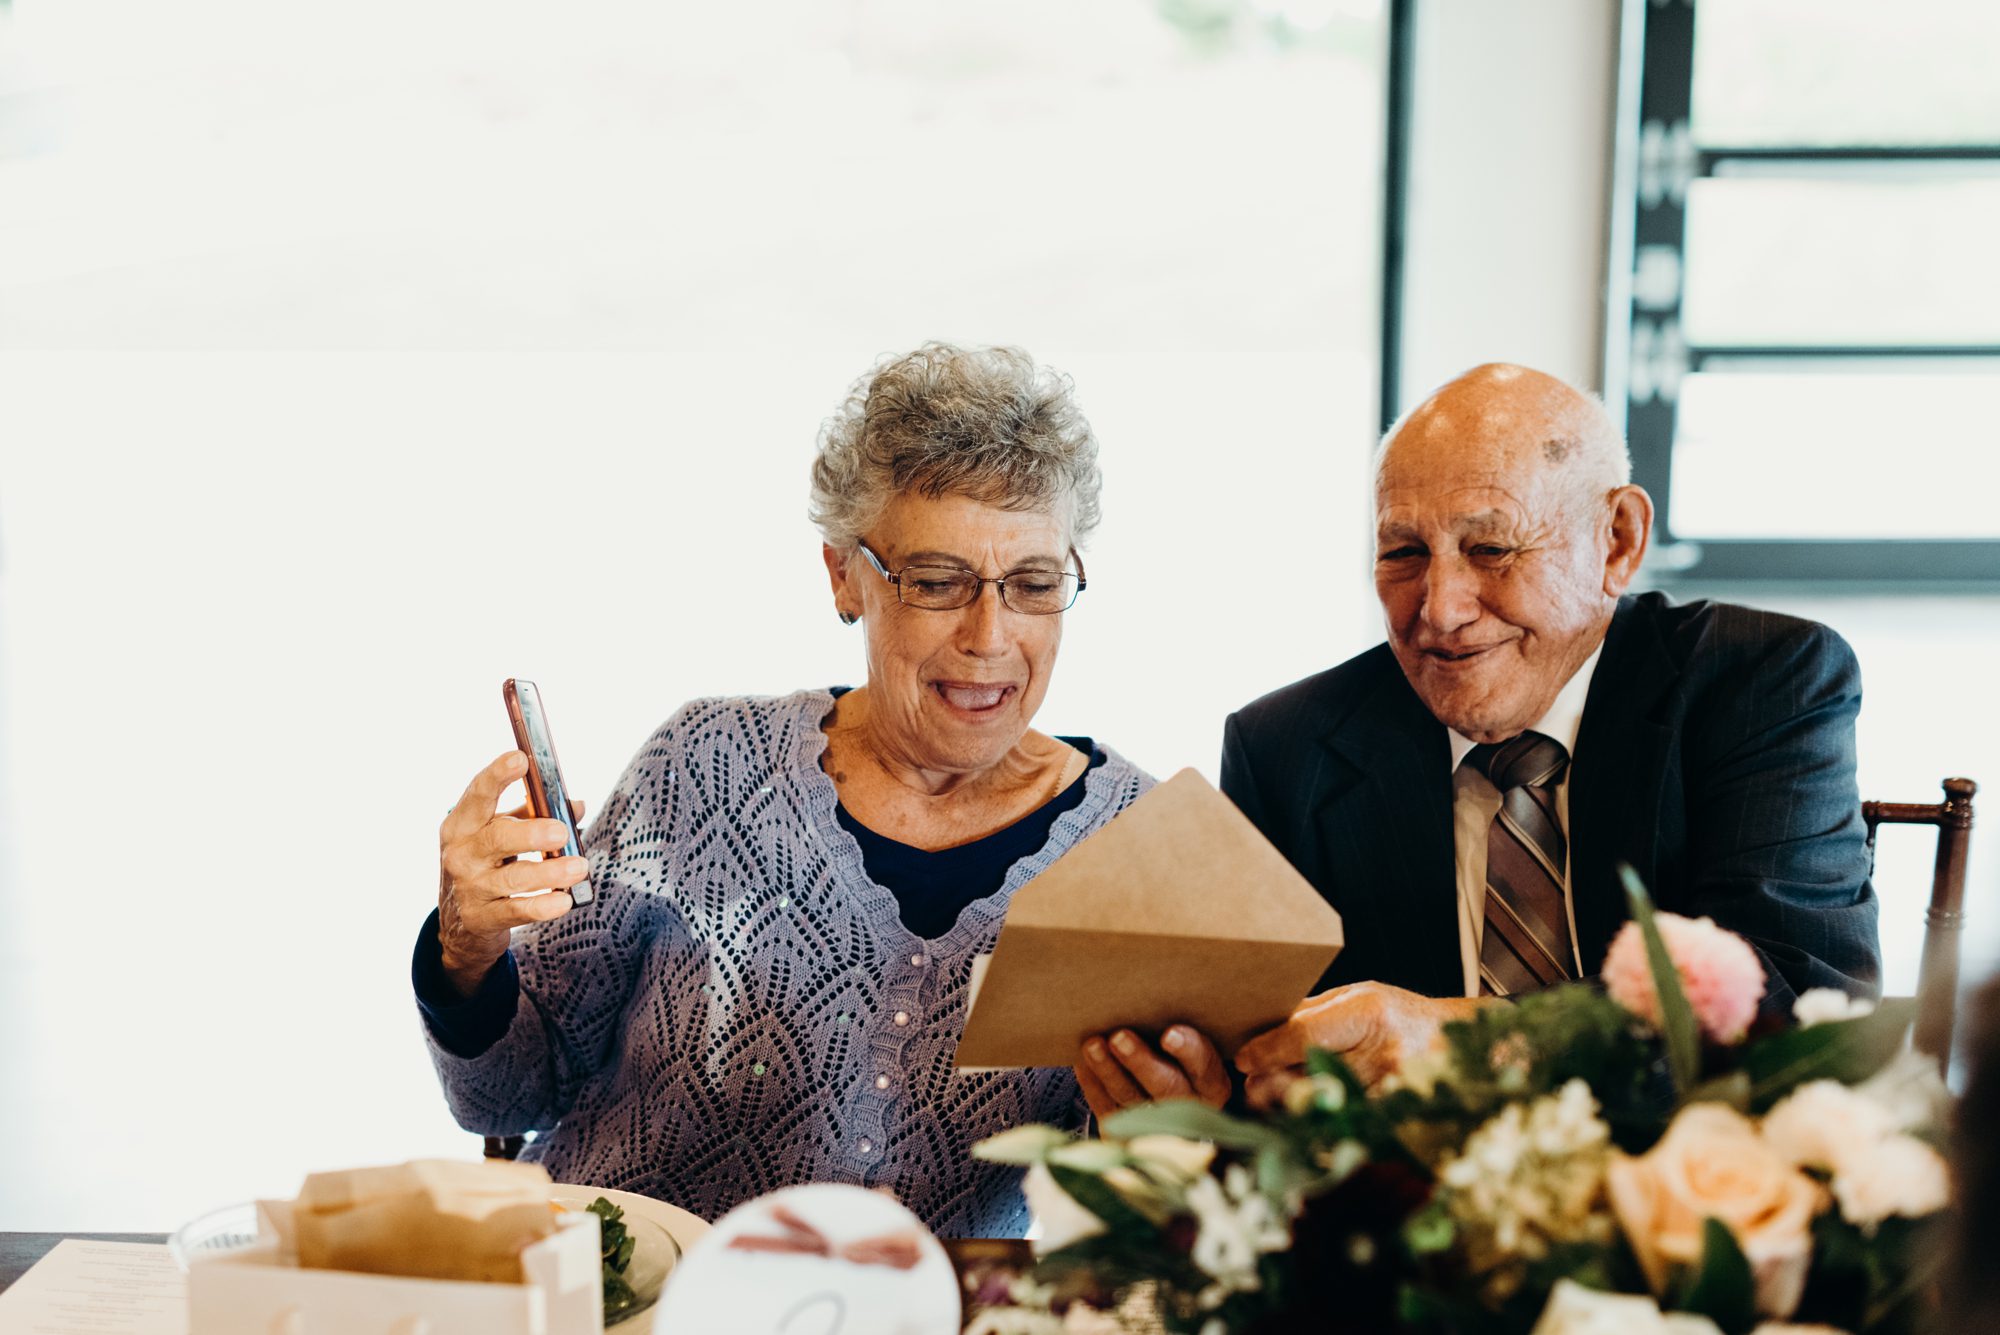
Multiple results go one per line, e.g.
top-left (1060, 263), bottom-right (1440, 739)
top-left (437, 750), bottom-right (590, 998)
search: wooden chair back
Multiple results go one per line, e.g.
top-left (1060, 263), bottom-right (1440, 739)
top-left (1865, 777), bottom-right (1977, 1068)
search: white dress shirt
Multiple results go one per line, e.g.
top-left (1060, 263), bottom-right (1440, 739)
top-left (1445, 646), bottom-right (1602, 998)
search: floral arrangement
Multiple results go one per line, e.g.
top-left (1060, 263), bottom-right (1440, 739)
top-left (968, 876), bottom-right (1951, 1335)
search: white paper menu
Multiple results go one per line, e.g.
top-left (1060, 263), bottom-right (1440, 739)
top-left (0, 1239), bottom-right (188, 1334)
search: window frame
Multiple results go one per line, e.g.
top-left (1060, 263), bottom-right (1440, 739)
top-left (1606, 0), bottom-right (2000, 587)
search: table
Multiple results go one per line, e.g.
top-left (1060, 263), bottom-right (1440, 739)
top-left (1, 1232), bottom-right (1051, 1330)
top-left (1, 1234), bottom-right (168, 1292)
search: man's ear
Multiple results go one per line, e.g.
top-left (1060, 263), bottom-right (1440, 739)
top-left (1602, 485), bottom-right (1654, 596)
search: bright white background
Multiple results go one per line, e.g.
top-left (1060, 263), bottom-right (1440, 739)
top-left (0, 0), bottom-right (1387, 1226)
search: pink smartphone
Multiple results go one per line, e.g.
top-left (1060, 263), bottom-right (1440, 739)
top-left (502, 678), bottom-right (595, 907)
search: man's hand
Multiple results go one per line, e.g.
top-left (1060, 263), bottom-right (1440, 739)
top-left (1234, 982), bottom-right (1492, 1106)
top-left (1073, 1024), bottom-right (1230, 1121)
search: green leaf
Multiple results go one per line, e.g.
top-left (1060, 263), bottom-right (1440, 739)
top-left (1103, 1099), bottom-right (1288, 1154)
top-left (1046, 1164), bottom-right (1160, 1241)
top-left (1402, 1200), bottom-right (1455, 1255)
top-left (1621, 864), bottom-right (1701, 1096)
top-left (1047, 1139), bottom-right (1131, 1173)
top-left (1741, 1000), bottom-right (1918, 1112)
top-left (1303, 1047), bottom-right (1366, 1090)
top-left (1685, 1071), bottom-right (1752, 1112)
top-left (602, 1270), bottom-right (637, 1318)
top-left (972, 1123), bottom-right (1073, 1164)
top-left (1671, 1218), bottom-right (1757, 1335)
top-left (1254, 1144), bottom-right (1297, 1206)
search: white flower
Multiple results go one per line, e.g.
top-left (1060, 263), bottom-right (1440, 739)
top-left (1760, 1081), bottom-right (1894, 1174)
top-left (1792, 989), bottom-right (1875, 1027)
top-left (1829, 1133), bottom-right (1949, 1228)
top-left (1855, 1050), bottom-right (1951, 1137)
top-left (1530, 1279), bottom-right (1723, 1335)
top-left (1283, 1071), bottom-right (1351, 1114)
top-left (976, 1125), bottom-right (1074, 1163)
top-left (1384, 1044), bottom-right (1449, 1097)
top-left (1022, 1163), bottom-right (1106, 1254)
top-left (1125, 1135), bottom-right (1215, 1184)
top-left (1317, 1138), bottom-right (1368, 1182)
top-left (963, 1308), bottom-right (1069, 1335)
top-left (1183, 1164), bottom-right (1290, 1301)
top-left (1438, 1081), bottom-right (1613, 1299)
top-left (1761, 1079), bottom-right (1949, 1230)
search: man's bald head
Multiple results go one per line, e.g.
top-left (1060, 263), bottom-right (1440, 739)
top-left (1376, 363), bottom-right (1630, 520)
top-left (1370, 363), bottom-right (1652, 745)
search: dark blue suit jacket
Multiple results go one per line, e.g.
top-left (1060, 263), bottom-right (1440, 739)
top-left (1219, 593), bottom-right (1882, 1009)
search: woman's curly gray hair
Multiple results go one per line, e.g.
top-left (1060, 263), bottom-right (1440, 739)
top-left (809, 343), bottom-right (1102, 551)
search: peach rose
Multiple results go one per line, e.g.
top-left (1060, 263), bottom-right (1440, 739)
top-left (1606, 1104), bottom-right (1824, 1319)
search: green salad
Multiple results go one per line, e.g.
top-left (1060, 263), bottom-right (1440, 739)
top-left (586, 1197), bottom-right (638, 1318)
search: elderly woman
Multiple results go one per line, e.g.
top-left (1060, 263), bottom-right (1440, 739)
top-left (411, 344), bottom-right (1221, 1237)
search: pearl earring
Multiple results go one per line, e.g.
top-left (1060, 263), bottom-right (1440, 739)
top-left (839, 611), bottom-right (859, 626)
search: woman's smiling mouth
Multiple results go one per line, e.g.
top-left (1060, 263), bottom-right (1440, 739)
top-left (931, 681), bottom-right (1016, 713)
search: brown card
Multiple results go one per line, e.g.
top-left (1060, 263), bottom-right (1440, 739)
top-left (954, 768), bottom-right (1343, 1069)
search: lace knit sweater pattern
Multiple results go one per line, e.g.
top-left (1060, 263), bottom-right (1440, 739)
top-left (424, 688), bottom-right (1152, 1238)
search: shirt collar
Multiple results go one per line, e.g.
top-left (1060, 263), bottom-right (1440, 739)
top-left (1446, 643), bottom-right (1604, 774)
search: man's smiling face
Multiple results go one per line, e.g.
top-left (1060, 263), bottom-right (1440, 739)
top-left (1372, 366), bottom-right (1624, 745)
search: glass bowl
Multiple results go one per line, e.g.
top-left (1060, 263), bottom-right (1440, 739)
top-left (550, 1191), bottom-right (681, 1328)
top-left (168, 1201), bottom-right (265, 1269)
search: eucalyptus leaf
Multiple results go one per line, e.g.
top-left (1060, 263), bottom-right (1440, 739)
top-left (1105, 1099), bottom-right (1288, 1154)
top-left (1048, 1139), bottom-right (1132, 1173)
top-left (1254, 1143), bottom-right (1299, 1206)
top-left (1621, 865), bottom-right (1701, 1096)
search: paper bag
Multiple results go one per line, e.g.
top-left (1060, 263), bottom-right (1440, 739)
top-left (291, 1159), bottom-right (558, 1284)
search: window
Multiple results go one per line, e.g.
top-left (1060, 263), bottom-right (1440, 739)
top-left (0, 0), bottom-right (1387, 1227)
top-left (1611, 0), bottom-right (2000, 583)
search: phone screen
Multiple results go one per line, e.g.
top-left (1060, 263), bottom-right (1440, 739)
top-left (506, 679), bottom-right (595, 907)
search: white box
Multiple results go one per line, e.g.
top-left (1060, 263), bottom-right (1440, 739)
top-left (186, 1200), bottom-right (603, 1335)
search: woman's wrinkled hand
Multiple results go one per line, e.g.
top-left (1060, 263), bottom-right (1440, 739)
top-left (1073, 1024), bottom-right (1231, 1122)
top-left (436, 750), bottom-right (588, 998)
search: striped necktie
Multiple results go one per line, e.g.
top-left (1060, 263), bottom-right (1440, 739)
top-left (1466, 731), bottom-right (1575, 996)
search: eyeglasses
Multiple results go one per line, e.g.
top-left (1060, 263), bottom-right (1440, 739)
top-left (854, 541), bottom-right (1086, 615)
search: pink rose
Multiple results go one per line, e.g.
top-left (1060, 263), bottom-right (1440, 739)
top-left (1602, 912), bottom-right (1764, 1044)
top-left (1606, 1104), bottom-right (1824, 1319)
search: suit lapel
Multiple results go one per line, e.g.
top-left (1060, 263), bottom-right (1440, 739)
top-left (1316, 667), bottom-right (1460, 997)
top-left (1568, 596), bottom-right (1678, 972)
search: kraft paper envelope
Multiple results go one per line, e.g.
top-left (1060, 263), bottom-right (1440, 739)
top-left (954, 768), bottom-right (1343, 1069)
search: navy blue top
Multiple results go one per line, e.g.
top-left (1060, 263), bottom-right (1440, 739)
top-left (835, 737), bottom-right (1100, 938)
top-left (415, 735), bottom-right (1100, 1058)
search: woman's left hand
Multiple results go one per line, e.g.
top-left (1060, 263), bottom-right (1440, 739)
top-left (1074, 1024), bottom-right (1230, 1120)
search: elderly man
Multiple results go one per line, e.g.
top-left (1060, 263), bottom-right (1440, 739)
top-left (1203, 362), bottom-right (1880, 1098)
top-left (1072, 363), bottom-right (1881, 1112)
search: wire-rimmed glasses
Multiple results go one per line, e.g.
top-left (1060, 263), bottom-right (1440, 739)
top-left (854, 541), bottom-right (1086, 615)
